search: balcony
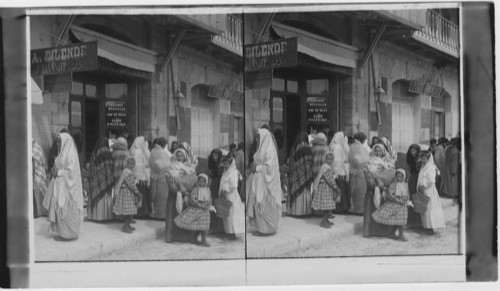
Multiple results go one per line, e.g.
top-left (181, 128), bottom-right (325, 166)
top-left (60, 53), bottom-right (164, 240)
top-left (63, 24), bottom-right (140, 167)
top-left (412, 9), bottom-right (459, 58)
top-left (211, 14), bottom-right (243, 57)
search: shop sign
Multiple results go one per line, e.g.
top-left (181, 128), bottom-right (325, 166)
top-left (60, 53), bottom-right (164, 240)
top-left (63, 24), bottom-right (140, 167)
top-left (306, 97), bottom-right (329, 123)
top-left (105, 101), bottom-right (128, 128)
top-left (245, 38), bottom-right (297, 72)
top-left (31, 41), bottom-right (98, 76)
top-left (409, 73), bottom-right (445, 97)
top-left (207, 77), bottom-right (244, 102)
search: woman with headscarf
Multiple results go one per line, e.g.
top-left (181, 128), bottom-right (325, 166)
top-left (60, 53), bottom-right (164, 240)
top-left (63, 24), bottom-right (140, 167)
top-left (312, 151), bottom-right (339, 228)
top-left (208, 148), bottom-right (225, 233)
top-left (379, 136), bottom-right (397, 165)
top-left (433, 137), bottom-right (448, 195)
top-left (285, 131), bottom-right (314, 217)
top-left (329, 131), bottom-right (351, 213)
top-left (417, 151), bottom-right (445, 234)
top-left (406, 144), bottom-right (422, 227)
top-left (234, 142), bottom-right (246, 202)
top-left (179, 141), bottom-right (199, 171)
top-left (42, 133), bottom-right (83, 241)
top-left (348, 132), bottom-right (371, 215)
top-left (130, 136), bottom-right (151, 218)
top-left (442, 137), bottom-right (461, 203)
top-left (165, 148), bottom-right (198, 242)
top-left (87, 137), bottom-right (114, 222)
top-left (311, 133), bottom-right (330, 177)
top-left (112, 137), bottom-right (130, 183)
top-left (148, 137), bottom-right (171, 219)
top-left (33, 139), bottom-right (48, 218)
top-left (219, 156), bottom-right (245, 239)
top-left (362, 143), bottom-right (396, 238)
top-left (247, 128), bottom-right (282, 235)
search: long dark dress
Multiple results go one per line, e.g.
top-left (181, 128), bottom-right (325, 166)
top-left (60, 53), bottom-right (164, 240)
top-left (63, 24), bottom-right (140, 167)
top-left (362, 171), bottom-right (393, 237)
top-left (164, 174), bottom-right (197, 242)
top-left (209, 166), bottom-right (225, 233)
top-left (406, 144), bottom-right (422, 227)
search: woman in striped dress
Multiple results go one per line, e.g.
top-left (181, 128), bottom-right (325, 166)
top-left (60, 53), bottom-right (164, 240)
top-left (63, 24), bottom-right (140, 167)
top-left (286, 132), bottom-right (314, 217)
top-left (88, 137), bottom-right (115, 221)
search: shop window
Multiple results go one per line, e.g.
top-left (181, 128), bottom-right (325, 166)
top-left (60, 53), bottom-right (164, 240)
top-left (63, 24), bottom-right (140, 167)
top-left (392, 80), bottom-right (413, 101)
top-left (105, 83), bottom-right (128, 99)
top-left (287, 80), bottom-right (298, 93)
top-left (70, 101), bottom-right (82, 128)
top-left (307, 79), bottom-right (329, 95)
top-left (71, 81), bottom-right (84, 95)
top-left (272, 77), bottom-right (285, 91)
top-left (272, 98), bottom-right (283, 123)
top-left (85, 84), bottom-right (97, 97)
top-left (191, 85), bottom-right (215, 158)
top-left (433, 111), bottom-right (445, 139)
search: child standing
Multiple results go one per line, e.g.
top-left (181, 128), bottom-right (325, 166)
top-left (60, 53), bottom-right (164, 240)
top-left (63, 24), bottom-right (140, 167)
top-left (312, 151), bottom-right (340, 228)
top-left (113, 157), bottom-right (142, 233)
top-left (175, 174), bottom-right (213, 247)
top-left (372, 168), bottom-right (412, 241)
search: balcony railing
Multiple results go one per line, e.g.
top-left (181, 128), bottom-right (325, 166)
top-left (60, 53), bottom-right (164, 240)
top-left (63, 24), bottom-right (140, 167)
top-left (412, 9), bottom-right (459, 58)
top-left (211, 14), bottom-right (243, 56)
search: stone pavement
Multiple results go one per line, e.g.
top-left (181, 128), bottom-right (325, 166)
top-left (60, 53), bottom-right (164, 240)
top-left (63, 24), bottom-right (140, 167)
top-left (246, 197), bottom-right (459, 258)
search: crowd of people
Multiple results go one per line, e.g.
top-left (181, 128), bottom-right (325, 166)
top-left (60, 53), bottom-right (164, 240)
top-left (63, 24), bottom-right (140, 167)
top-left (248, 126), bottom-right (462, 242)
top-left (32, 130), bottom-right (245, 247)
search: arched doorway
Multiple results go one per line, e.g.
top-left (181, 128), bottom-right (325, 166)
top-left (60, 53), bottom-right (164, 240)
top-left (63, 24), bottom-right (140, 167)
top-left (391, 80), bottom-right (416, 153)
top-left (191, 85), bottom-right (216, 158)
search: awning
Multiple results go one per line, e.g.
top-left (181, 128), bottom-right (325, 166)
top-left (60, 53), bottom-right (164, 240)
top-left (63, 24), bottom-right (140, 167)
top-left (70, 25), bottom-right (157, 73)
top-left (271, 22), bottom-right (358, 68)
top-left (31, 77), bottom-right (43, 104)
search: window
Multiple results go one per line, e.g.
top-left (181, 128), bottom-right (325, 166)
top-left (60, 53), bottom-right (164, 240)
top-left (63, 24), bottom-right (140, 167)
top-left (272, 77), bottom-right (285, 91)
top-left (105, 83), bottom-right (128, 99)
top-left (272, 98), bottom-right (283, 123)
top-left (191, 85), bottom-right (215, 158)
top-left (85, 84), bottom-right (97, 97)
top-left (71, 81), bottom-right (84, 95)
top-left (307, 79), bottom-right (329, 95)
top-left (287, 80), bottom-right (298, 93)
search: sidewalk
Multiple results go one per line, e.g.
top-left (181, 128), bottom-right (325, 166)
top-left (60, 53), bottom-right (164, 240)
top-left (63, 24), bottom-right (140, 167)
top-left (35, 217), bottom-right (166, 261)
top-left (246, 197), bottom-right (459, 258)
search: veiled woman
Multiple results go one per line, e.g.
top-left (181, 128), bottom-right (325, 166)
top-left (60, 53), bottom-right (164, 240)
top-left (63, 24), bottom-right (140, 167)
top-left (165, 148), bottom-right (198, 242)
top-left (88, 137), bottom-right (114, 222)
top-left (347, 132), bottom-right (371, 215)
top-left (43, 133), bottom-right (84, 241)
top-left (406, 143), bottom-right (422, 227)
top-left (112, 137), bottom-right (130, 183)
top-left (208, 148), bottom-right (225, 233)
top-left (219, 156), bottom-right (245, 239)
top-left (329, 131), bottom-right (351, 213)
top-left (247, 128), bottom-right (282, 235)
top-left (362, 143), bottom-right (395, 238)
top-left (179, 141), bottom-right (199, 171)
top-left (286, 132), bottom-right (314, 217)
top-left (33, 139), bottom-right (48, 217)
top-left (311, 133), bottom-right (330, 177)
top-left (130, 136), bottom-right (151, 218)
top-left (148, 137), bottom-right (171, 219)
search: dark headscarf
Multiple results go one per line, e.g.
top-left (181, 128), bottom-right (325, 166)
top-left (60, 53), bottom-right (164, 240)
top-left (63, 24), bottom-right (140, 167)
top-left (157, 137), bottom-right (168, 149)
top-left (288, 131), bottom-right (314, 203)
top-left (354, 132), bottom-right (367, 144)
top-left (89, 136), bottom-right (115, 209)
top-left (406, 143), bottom-right (421, 174)
top-left (208, 149), bottom-right (223, 177)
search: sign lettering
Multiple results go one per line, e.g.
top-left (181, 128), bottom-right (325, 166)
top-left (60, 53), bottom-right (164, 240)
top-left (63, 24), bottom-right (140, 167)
top-left (306, 97), bottom-right (329, 124)
top-left (409, 72), bottom-right (445, 97)
top-left (245, 38), bottom-right (297, 72)
top-left (31, 41), bottom-right (98, 76)
top-left (105, 101), bottom-right (128, 128)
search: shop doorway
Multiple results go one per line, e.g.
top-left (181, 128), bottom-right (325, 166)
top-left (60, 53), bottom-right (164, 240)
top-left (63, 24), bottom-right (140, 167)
top-left (391, 80), bottom-right (416, 153)
top-left (69, 96), bottom-right (100, 167)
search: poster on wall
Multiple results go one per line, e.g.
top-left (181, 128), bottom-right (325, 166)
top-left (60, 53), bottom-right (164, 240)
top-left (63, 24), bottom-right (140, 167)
top-left (105, 101), bottom-right (128, 128)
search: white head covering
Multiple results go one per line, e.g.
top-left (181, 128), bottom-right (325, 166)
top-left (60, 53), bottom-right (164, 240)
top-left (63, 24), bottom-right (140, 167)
top-left (116, 137), bottom-right (127, 147)
top-left (315, 132), bottom-right (327, 143)
top-left (330, 131), bottom-right (349, 161)
top-left (252, 128), bottom-right (282, 205)
top-left (129, 136), bottom-right (151, 182)
top-left (52, 133), bottom-right (83, 219)
top-left (417, 152), bottom-right (439, 187)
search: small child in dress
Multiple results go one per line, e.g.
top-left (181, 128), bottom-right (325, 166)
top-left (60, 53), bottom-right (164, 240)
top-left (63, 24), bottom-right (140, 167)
top-left (312, 151), bottom-right (340, 228)
top-left (174, 174), bottom-right (215, 247)
top-left (372, 169), bottom-right (413, 241)
top-left (113, 157), bottom-right (142, 233)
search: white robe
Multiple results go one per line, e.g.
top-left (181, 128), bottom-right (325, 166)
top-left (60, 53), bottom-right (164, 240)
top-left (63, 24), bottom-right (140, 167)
top-left (417, 155), bottom-right (445, 229)
top-left (220, 159), bottom-right (245, 234)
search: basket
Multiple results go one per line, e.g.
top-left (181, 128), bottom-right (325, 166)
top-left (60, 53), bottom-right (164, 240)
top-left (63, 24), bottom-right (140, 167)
top-left (214, 197), bottom-right (233, 219)
top-left (412, 191), bottom-right (430, 213)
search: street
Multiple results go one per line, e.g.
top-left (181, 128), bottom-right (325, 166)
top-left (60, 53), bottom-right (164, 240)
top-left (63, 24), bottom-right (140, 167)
top-left (95, 233), bottom-right (245, 261)
top-left (281, 217), bottom-right (460, 258)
